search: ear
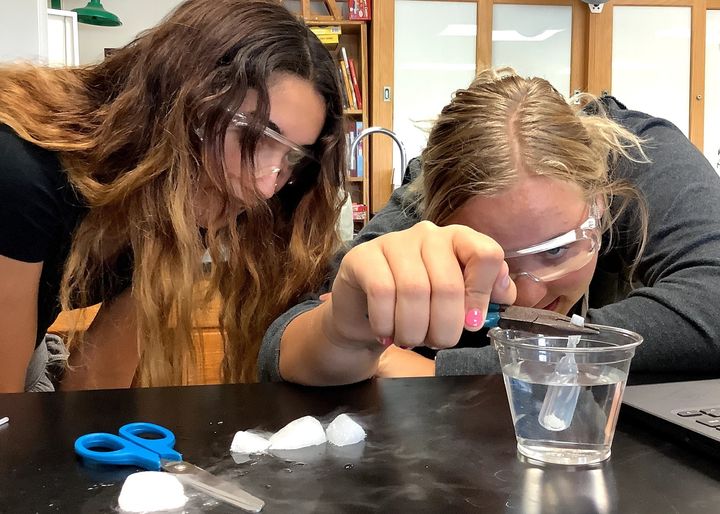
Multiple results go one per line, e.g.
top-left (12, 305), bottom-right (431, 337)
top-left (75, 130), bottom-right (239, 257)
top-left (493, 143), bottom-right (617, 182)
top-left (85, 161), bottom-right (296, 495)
top-left (593, 193), bottom-right (607, 218)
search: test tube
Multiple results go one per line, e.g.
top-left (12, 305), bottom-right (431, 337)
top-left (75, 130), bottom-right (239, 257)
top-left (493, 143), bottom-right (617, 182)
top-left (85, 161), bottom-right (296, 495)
top-left (538, 334), bottom-right (581, 431)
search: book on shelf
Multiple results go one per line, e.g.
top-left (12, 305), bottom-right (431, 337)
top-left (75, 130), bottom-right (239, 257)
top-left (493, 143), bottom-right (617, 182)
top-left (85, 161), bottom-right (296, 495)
top-left (352, 203), bottom-right (368, 221)
top-left (309, 25), bottom-right (342, 36)
top-left (339, 47), bottom-right (358, 110)
top-left (348, 0), bottom-right (371, 20)
top-left (339, 59), bottom-right (356, 110)
top-left (335, 65), bottom-right (349, 109)
top-left (355, 120), bottom-right (364, 178)
top-left (345, 120), bottom-right (364, 178)
top-left (309, 26), bottom-right (340, 49)
top-left (347, 58), bottom-right (362, 110)
top-left (316, 34), bottom-right (338, 49)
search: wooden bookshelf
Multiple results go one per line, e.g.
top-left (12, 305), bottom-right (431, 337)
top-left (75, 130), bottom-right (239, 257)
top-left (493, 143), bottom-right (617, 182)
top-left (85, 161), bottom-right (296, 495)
top-left (306, 19), bottom-right (370, 229)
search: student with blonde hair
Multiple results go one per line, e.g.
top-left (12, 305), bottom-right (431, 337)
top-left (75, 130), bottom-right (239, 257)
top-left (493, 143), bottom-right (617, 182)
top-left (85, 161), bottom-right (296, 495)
top-left (0, 0), bottom-right (347, 392)
top-left (262, 67), bottom-right (720, 385)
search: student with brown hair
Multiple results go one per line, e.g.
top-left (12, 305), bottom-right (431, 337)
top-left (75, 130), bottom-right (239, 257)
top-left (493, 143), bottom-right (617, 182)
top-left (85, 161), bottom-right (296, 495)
top-left (0, 0), bottom-right (347, 392)
top-left (262, 67), bottom-right (720, 385)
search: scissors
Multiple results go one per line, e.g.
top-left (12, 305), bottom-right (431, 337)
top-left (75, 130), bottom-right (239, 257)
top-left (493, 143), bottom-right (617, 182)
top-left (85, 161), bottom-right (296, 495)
top-left (484, 303), bottom-right (599, 336)
top-left (75, 422), bottom-right (264, 512)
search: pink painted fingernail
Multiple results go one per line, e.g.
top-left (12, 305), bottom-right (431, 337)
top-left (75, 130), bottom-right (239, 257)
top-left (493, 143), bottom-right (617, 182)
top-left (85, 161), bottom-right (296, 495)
top-left (398, 345), bottom-right (409, 350)
top-left (465, 308), bottom-right (483, 328)
top-left (377, 336), bottom-right (394, 347)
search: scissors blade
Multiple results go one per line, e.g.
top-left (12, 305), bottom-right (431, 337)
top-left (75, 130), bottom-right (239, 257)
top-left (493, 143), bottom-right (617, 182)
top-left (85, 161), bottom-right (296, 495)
top-left (162, 460), bottom-right (264, 512)
top-left (498, 306), bottom-right (600, 337)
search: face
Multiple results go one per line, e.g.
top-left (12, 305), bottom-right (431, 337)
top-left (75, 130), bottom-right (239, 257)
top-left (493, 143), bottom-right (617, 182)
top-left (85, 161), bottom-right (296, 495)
top-left (444, 174), bottom-right (598, 315)
top-left (195, 73), bottom-right (326, 226)
top-left (224, 73), bottom-right (326, 199)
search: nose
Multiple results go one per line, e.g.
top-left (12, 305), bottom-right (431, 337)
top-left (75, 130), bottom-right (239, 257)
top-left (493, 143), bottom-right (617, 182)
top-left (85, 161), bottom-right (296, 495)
top-left (513, 275), bottom-right (549, 307)
top-left (255, 170), bottom-right (279, 199)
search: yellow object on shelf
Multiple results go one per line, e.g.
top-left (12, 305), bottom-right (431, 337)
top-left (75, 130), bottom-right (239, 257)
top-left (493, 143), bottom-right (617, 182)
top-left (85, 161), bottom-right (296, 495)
top-left (316, 34), bottom-right (339, 45)
top-left (309, 25), bottom-right (342, 36)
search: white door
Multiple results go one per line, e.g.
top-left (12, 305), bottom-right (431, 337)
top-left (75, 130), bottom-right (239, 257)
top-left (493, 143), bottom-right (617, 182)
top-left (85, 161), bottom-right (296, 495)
top-left (47, 9), bottom-right (80, 67)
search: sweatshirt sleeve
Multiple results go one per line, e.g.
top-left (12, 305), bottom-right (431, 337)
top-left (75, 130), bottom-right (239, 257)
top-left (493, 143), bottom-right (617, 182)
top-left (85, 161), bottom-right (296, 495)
top-left (586, 113), bottom-right (720, 377)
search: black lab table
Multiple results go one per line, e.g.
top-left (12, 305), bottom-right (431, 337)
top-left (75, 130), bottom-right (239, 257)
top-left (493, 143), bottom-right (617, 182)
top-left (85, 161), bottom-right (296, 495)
top-left (1, 376), bottom-right (719, 513)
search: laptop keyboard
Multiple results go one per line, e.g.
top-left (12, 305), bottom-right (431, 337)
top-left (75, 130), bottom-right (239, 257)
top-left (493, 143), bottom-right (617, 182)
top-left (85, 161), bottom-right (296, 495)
top-left (676, 407), bottom-right (720, 429)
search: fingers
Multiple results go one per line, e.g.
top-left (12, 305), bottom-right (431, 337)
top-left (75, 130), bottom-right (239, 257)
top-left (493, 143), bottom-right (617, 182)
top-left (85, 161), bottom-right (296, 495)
top-left (339, 244), bottom-right (397, 341)
top-left (421, 237), bottom-right (465, 348)
top-left (450, 227), bottom-right (516, 332)
top-left (381, 235), bottom-right (432, 348)
top-left (333, 222), bottom-right (514, 351)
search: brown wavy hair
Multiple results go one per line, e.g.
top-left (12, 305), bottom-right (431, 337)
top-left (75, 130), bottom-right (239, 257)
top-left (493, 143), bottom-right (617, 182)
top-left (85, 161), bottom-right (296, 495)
top-left (0, 0), bottom-right (346, 385)
top-left (414, 67), bottom-right (649, 271)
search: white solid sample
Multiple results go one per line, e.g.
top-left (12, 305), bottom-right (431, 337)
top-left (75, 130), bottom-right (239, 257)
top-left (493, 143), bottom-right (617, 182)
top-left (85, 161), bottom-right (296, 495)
top-left (230, 431), bottom-right (271, 454)
top-left (268, 416), bottom-right (326, 450)
top-left (570, 314), bottom-right (585, 327)
top-left (118, 471), bottom-right (187, 513)
top-left (325, 414), bottom-right (366, 447)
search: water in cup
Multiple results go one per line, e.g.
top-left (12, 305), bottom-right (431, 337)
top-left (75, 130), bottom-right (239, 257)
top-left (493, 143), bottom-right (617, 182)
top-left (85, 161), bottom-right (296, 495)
top-left (502, 360), bottom-right (626, 465)
top-left (490, 325), bottom-right (642, 466)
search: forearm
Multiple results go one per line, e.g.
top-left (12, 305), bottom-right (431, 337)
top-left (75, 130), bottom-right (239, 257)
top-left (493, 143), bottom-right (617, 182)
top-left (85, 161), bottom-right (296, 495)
top-left (0, 335), bottom-right (34, 393)
top-left (0, 256), bottom-right (41, 392)
top-left (279, 300), bottom-right (384, 386)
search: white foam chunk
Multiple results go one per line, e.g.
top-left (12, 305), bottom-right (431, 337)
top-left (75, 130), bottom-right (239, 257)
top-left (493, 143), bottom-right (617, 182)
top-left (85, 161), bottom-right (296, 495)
top-left (118, 471), bottom-right (187, 513)
top-left (326, 414), bottom-right (366, 447)
top-left (268, 415), bottom-right (326, 450)
top-left (570, 314), bottom-right (585, 327)
top-left (230, 431), bottom-right (271, 454)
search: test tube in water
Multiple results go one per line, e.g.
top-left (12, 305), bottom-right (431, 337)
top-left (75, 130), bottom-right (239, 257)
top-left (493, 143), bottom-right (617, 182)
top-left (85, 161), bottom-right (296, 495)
top-left (538, 335), bottom-right (581, 431)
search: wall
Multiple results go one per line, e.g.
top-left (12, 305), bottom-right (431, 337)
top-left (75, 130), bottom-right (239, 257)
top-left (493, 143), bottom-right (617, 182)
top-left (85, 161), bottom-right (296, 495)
top-left (0, 0), bottom-right (47, 63)
top-left (60, 0), bottom-right (182, 64)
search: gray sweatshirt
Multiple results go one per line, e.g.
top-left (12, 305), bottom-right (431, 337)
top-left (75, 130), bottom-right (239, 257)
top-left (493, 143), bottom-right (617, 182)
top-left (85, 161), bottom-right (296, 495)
top-left (258, 98), bottom-right (720, 384)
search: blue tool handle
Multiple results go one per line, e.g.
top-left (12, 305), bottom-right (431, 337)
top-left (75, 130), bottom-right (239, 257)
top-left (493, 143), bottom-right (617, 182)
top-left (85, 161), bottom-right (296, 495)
top-left (483, 303), bottom-right (502, 328)
top-left (119, 422), bottom-right (182, 461)
top-left (74, 433), bottom-right (162, 471)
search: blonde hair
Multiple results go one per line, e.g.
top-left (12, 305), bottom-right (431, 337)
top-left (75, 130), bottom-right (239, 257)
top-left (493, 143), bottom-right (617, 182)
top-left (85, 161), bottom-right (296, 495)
top-left (414, 66), bottom-right (649, 268)
top-left (0, 0), bottom-right (346, 385)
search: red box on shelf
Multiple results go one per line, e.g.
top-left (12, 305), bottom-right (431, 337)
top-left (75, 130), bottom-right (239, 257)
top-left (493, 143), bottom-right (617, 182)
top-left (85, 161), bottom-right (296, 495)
top-left (352, 203), bottom-right (367, 221)
top-left (348, 0), bottom-right (371, 20)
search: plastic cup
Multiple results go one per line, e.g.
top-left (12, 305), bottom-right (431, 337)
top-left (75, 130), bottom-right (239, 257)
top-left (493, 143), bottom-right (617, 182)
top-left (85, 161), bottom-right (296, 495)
top-left (489, 325), bottom-right (643, 465)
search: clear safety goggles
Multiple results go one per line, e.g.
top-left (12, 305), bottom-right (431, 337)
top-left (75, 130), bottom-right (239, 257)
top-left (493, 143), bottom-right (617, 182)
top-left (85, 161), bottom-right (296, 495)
top-left (504, 204), bottom-right (601, 283)
top-left (229, 112), bottom-right (315, 181)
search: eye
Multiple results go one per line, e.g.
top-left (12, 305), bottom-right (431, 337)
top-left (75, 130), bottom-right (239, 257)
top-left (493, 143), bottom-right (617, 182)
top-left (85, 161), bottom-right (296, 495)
top-left (285, 150), bottom-right (306, 167)
top-left (542, 246), bottom-right (570, 260)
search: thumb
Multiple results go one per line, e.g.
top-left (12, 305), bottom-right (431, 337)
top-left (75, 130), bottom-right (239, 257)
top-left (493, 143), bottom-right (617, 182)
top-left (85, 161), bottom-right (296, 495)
top-left (463, 260), bottom-right (517, 333)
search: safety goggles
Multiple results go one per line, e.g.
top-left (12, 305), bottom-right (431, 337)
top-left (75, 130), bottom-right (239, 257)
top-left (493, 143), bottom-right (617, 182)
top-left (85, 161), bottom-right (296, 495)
top-left (229, 112), bottom-right (315, 181)
top-left (504, 203), bottom-right (601, 283)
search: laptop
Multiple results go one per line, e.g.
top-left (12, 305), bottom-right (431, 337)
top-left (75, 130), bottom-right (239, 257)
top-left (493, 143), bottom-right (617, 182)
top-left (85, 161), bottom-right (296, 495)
top-left (622, 379), bottom-right (720, 453)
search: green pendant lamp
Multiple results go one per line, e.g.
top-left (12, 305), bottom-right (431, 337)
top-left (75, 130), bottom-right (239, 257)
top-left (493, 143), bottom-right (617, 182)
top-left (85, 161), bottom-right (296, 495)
top-left (71, 0), bottom-right (122, 27)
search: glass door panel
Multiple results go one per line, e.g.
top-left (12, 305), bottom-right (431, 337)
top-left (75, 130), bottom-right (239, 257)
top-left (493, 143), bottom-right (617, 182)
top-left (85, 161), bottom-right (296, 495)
top-left (492, 4), bottom-right (573, 97)
top-left (612, 6), bottom-right (691, 136)
top-left (393, 0), bottom-right (477, 186)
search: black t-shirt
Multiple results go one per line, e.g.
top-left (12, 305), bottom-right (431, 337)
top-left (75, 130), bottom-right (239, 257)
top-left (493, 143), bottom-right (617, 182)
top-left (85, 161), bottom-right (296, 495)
top-left (0, 125), bottom-right (132, 347)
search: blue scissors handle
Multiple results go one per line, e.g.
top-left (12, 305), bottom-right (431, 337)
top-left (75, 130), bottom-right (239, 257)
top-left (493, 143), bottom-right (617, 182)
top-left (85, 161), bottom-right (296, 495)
top-left (119, 422), bottom-right (182, 461)
top-left (74, 422), bottom-right (182, 471)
